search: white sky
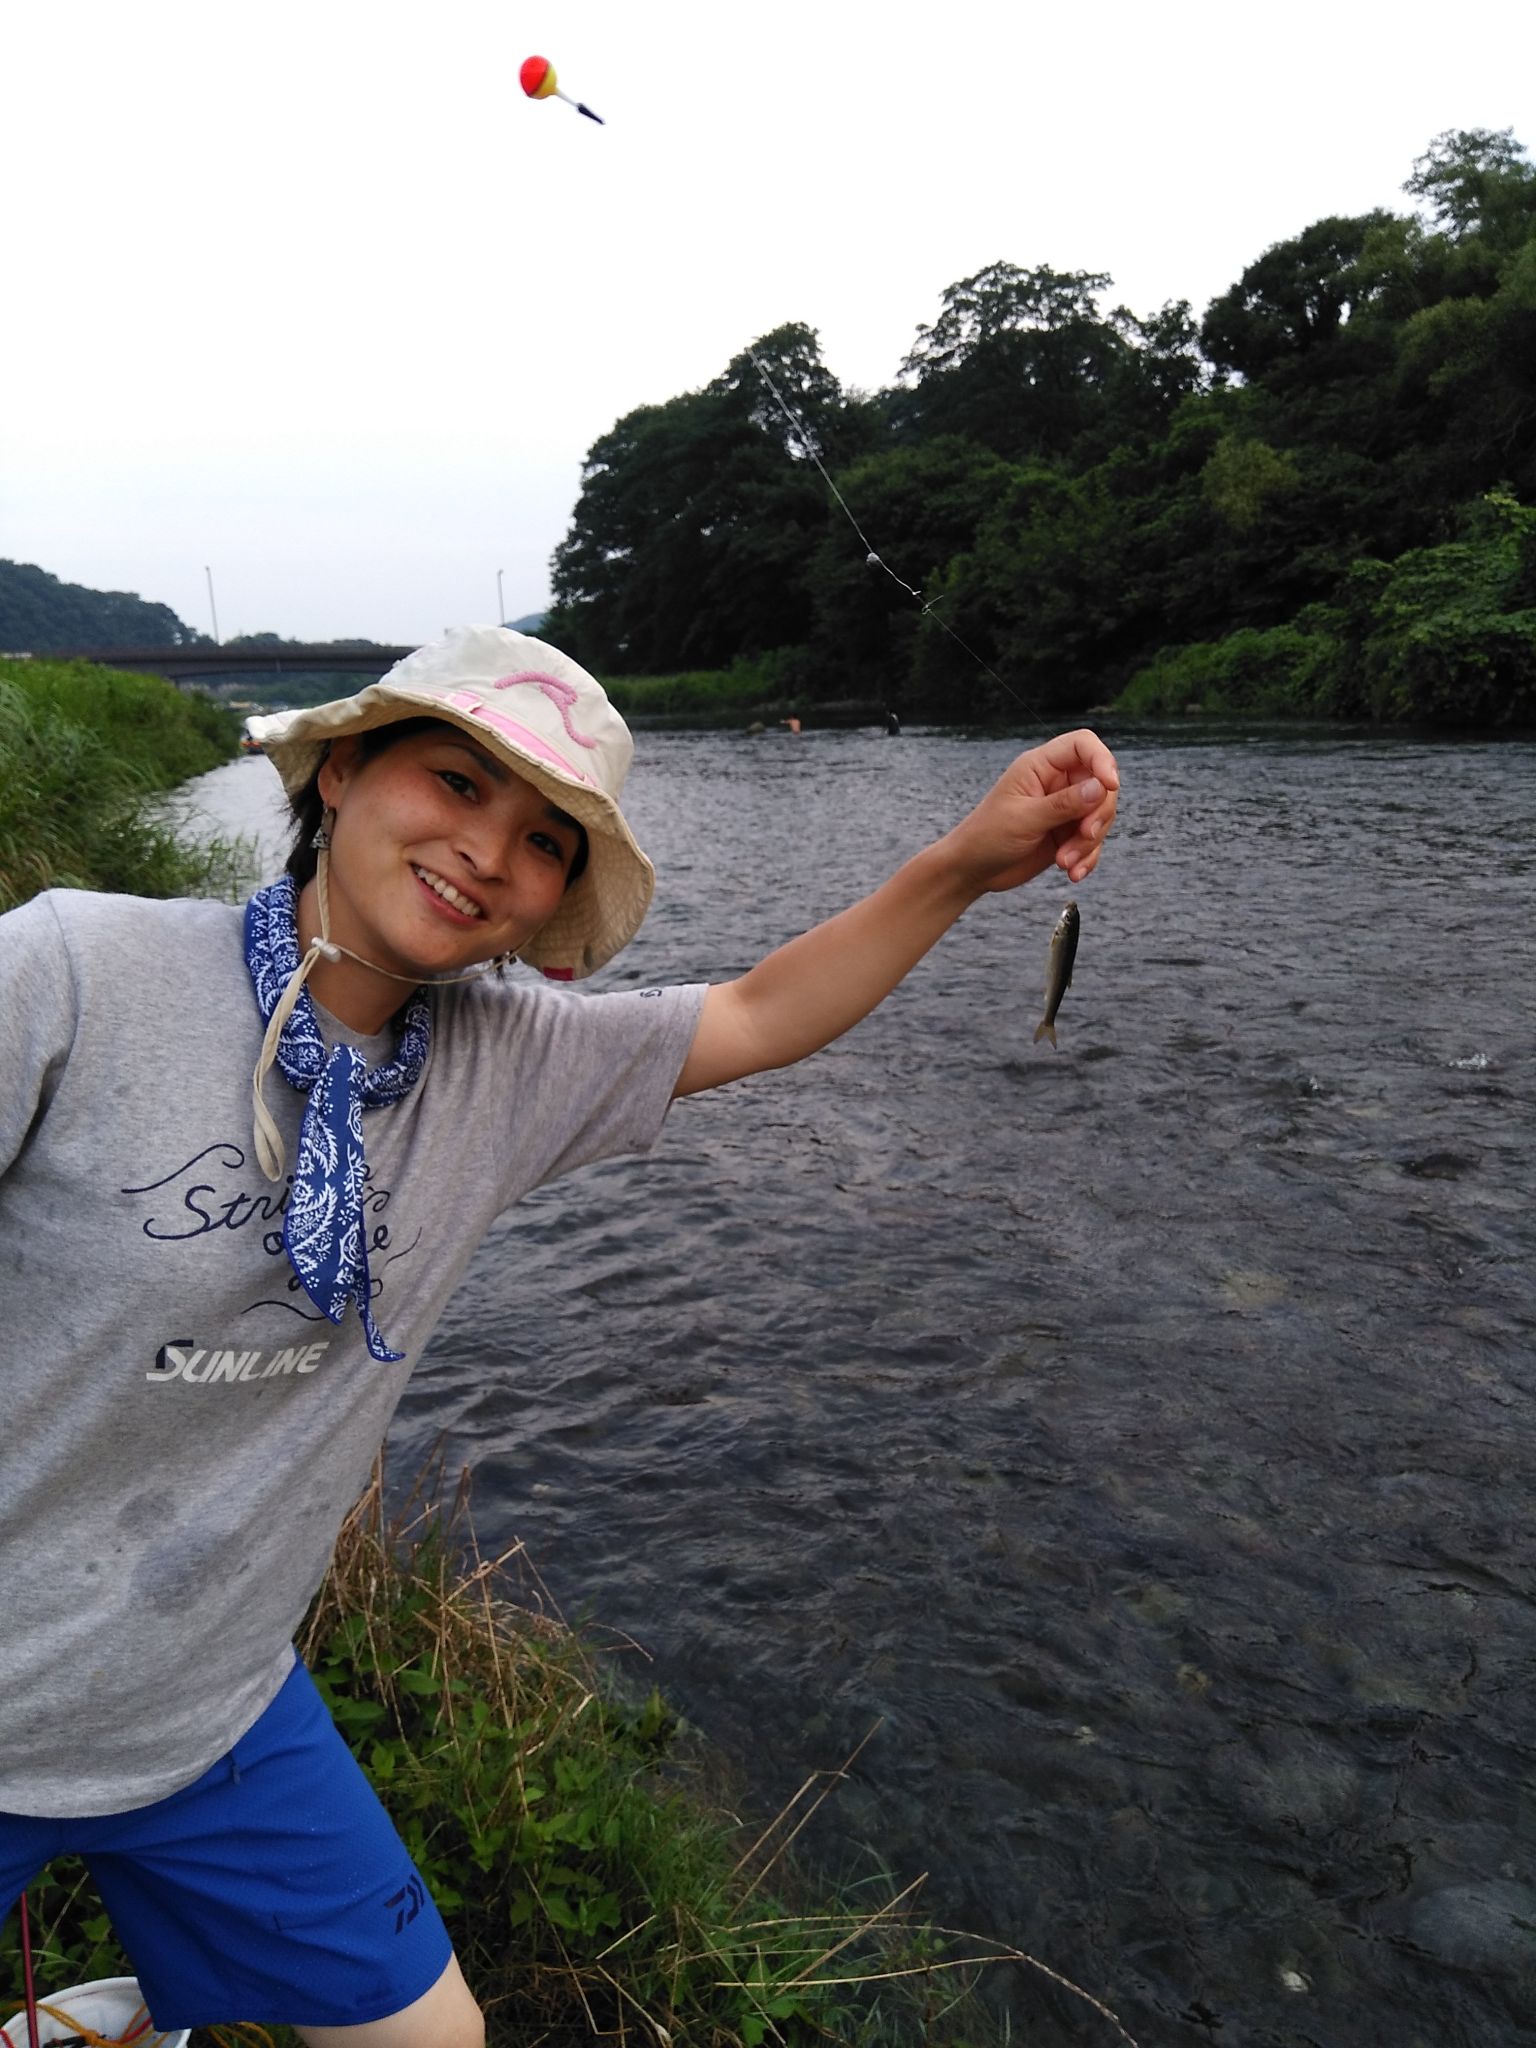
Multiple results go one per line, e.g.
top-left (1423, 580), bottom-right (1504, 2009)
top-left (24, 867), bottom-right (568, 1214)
top-left (1, 0), bottom-right (1528, 645)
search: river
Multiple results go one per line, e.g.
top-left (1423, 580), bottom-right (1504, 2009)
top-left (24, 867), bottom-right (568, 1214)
top-left (179, 723), bottom-right (1536, 2048)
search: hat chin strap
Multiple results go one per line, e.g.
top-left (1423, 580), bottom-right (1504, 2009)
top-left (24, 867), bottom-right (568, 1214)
top-left (251, 836), bottom-right (512, 1183)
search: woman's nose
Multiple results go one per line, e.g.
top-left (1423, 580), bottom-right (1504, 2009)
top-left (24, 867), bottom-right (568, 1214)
top-left (456, 811), bottom-right (517, 883)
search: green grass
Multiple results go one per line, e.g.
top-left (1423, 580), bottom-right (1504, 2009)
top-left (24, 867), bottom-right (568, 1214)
top-left (603, 671), bottom-right (764, 716)
top-left (598, 646), bottom-right (833, 721)
top-left (1111, 625), bottom-right (1330, 719)
top-left (0, 657), bottom-right (249, 911)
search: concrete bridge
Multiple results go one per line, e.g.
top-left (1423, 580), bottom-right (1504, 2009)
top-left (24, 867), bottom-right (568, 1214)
top-left (50, 645), bottom-right (411, 682)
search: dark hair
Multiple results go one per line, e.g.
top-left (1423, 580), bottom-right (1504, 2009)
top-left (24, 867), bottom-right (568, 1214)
top-left (284, 716), bottom-right (589, 889)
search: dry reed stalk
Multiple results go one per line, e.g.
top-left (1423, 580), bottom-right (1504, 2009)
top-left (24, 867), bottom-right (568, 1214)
top-left (729, 1720), bottom-right (883, 1902)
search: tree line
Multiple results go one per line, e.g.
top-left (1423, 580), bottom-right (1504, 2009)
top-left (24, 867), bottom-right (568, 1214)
top-left (545, 129), bottom-right (1536, 727)
top-left (0, 560), bottom-right (199, 652)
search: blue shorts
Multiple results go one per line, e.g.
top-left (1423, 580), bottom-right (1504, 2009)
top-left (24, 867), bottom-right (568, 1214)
top-left (0, 1661), bottom-right (453, 2031)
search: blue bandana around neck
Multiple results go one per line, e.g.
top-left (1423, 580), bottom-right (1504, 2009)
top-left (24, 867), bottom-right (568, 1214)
top-left (244, 873), bottom-right (432, 1362)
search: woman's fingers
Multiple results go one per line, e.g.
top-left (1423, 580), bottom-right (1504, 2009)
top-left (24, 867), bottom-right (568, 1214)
top-left (1034, 728), bottom-right (1121, 793)
top-left (1053, 783), bottom-right (1118, 880)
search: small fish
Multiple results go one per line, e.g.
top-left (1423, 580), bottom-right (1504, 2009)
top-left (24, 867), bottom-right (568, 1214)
top-left (1033, 901), bottom-right (1080, 1049)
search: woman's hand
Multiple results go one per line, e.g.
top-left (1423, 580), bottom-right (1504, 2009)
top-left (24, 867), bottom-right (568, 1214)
top-left (940, 729), bottom-right (1121, 896)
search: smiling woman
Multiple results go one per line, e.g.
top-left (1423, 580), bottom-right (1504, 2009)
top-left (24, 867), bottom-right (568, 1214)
top-left (0, 622), bottom-right (1118, 2047)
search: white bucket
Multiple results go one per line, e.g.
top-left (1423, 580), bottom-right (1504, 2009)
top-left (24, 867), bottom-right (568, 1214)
top-left (1, 1975), bottom-right (190, 2048)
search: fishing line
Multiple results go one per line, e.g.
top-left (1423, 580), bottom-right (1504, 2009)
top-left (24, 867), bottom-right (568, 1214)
top-left (744, 343), bottom-right (1023, 706)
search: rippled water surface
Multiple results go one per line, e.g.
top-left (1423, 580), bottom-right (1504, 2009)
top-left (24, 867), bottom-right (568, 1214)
top-left (188, 726), bottom-right (1536, 2047)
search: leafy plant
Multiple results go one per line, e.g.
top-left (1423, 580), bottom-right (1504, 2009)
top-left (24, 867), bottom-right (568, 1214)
top-left (1113, 493), bottom-right (1536, 725)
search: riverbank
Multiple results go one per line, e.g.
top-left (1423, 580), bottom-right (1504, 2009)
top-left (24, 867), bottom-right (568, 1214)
top-left (0, 656), bottom-right (246, 912)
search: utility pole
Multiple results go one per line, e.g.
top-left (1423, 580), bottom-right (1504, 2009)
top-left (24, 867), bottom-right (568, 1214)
top-left (204, 566), bottom-right (221, 645)
top-left (496, 568), bottom-right (505, 626)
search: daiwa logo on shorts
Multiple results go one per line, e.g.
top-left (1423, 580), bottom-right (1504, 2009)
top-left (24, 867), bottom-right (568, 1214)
top-left (148, 1339), bottom-right (333, 1384)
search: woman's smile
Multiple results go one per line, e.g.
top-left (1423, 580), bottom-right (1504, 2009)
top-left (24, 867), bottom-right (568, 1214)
top-left (409, 863), bottom-right (487, 922)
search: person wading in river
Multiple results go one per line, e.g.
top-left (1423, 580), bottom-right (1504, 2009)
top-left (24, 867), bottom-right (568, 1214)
top-left (0, 625), bottom-right (1119, 2046)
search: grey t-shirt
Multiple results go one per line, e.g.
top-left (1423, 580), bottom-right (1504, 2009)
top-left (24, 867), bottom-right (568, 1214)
top-left (0, 888), bottom-right (705, 1816)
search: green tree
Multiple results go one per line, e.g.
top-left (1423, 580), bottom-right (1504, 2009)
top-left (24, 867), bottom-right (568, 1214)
top-left (1391, 239), bottom-right (1536, 505)
top-left (802, 437), bottom-right (1024, 699)
top-left (1200, 213), bottom-right (1396, 383)
top-left (710, 321), bottom-right (875, 468)
top-left (548, 329), bottom-right (859, 672)
top-left (1405, 127), bottom-right (1536, 249)
top-left (1094, 298), bottom-right (1208, 448)
top-left (893, 263), bottom-right (1205, 467)
top-left (547, 391), bottom-right (780, 671)
top-left (1201, 435), bottom-right (1301, 531)
top-left (1331, 492), bottom-right (1536, 724)
top-left (894, 262), bottom-right (1131, 463)
top-left (913, 460), bottom-right (1113, 712)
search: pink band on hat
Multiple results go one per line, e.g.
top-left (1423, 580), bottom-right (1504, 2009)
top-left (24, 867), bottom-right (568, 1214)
top-left (444, 691), bottom-right (598, 787)
top-left (490, 672), bottom-right (600, 751)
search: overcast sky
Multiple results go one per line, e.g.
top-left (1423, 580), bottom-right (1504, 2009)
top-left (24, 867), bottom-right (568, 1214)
top-left (2, 0), bottom-right (1526, 646)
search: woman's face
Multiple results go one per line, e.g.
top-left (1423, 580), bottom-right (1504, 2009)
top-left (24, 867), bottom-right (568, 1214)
top-left (316, 726), bottom-right (585, 980)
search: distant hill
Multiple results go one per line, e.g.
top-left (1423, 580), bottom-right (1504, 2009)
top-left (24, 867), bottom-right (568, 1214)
top-left (0, 559), bottom-right (201, 652)
top-left (508, 611), bottom-right (546, 633)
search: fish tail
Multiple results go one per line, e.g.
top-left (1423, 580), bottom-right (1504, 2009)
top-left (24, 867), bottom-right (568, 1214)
top-left (1033, 1021), bottom-right (1057, 1048)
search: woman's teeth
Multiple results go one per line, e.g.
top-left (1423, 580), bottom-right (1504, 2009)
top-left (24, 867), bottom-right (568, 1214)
top-left (412, 865), bottom-right (483, 917)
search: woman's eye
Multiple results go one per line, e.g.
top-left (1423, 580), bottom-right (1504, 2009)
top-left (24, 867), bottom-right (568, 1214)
top-left (438, 769), bottom-right (475, 797)
top-left (531, 832), bottom-right (565, 862)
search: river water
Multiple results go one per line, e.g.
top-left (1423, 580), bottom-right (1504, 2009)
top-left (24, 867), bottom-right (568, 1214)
top-left (181, 725), bottom-right (1536, 2048)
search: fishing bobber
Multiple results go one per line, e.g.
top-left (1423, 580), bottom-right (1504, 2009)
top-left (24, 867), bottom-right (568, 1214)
top-left (519, 54), bottom-right (559, 100)
top-left (519, 54), bottom-right (605, 124)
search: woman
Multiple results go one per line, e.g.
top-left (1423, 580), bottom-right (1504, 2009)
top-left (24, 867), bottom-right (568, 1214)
top-left (0, 625), bottom-right (1118, 2044)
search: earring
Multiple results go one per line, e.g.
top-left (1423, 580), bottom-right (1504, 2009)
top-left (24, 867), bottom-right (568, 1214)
top-left (311, 809), bottom-right (333, 852)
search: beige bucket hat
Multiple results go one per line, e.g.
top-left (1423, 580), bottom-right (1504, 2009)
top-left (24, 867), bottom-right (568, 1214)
top-left (247, 626), bottom-right (654, 979)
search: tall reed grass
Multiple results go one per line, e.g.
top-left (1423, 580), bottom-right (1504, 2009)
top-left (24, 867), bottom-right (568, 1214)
top-left (0, 658), bottom-right (248, 911)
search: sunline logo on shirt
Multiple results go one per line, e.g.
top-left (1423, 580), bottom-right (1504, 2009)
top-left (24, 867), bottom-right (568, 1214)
top-left (148, 1339), bottom-right (333, 1384)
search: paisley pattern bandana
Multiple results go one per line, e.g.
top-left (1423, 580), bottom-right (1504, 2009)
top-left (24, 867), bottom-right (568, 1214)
top-left (244, 875), bottom-right (431, 1362)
